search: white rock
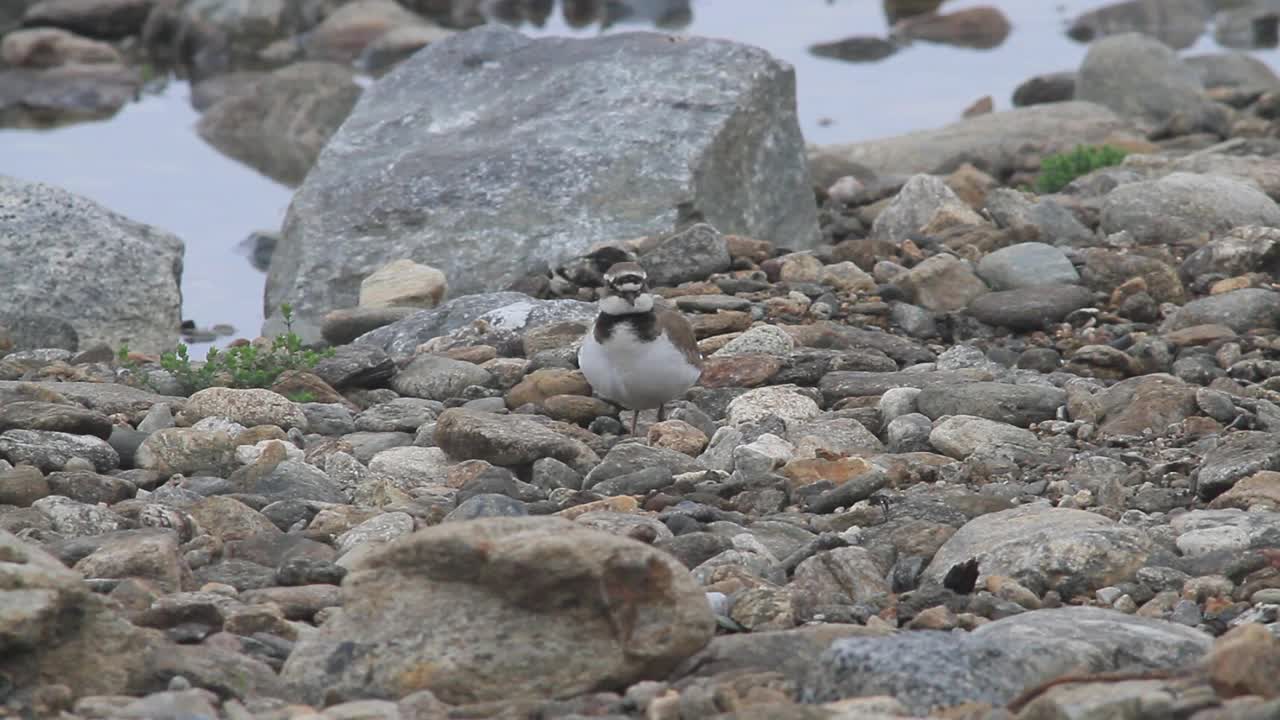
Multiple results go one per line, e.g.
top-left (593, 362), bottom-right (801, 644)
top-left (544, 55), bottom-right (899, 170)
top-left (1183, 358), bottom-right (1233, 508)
top-left (236, 439), bottom-right (305, 466)
top-left (367, 446), bottom-right (451, 491)
top-left (732, 433), bottom-right (795, 475)
top-left (359, 258), bottom-right (448, 309)
top-left (928, 415), bottom-right (1039, 459)
top-left (712, 324), bottom-right (795, 357)
top-left (726, 385), bottom-right (821, 430)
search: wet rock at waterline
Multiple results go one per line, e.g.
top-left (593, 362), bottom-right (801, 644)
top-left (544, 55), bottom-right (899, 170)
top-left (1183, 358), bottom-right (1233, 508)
top-left (264, 25), bottom-right (820, 340)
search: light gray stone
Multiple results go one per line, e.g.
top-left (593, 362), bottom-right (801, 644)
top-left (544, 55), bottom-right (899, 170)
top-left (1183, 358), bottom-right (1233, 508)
top-left (1162, 288), bottom-right (1280, 334)
top-left (135, 428), bottom-right (238, 478)
top-left (0, 429), bottom-right (118, 473)
top-left (917, 382), bottom-right (1065, 427)
top-left (352, 292), bottom-right (533, 354)
top-left (1172, 509), bottom-right (1280, 557)
top-left (279, 517), bottom-right (715, 704)
top-left (638, 223), bottom-right (731, 287)
top-left (1100, 172), bottom-right (1280, 246)
top-left (390, 354), bottom-right (492, 401)
top-left (869, 174), bottom-right (964, 245)
top-left (977, 242), bottom-right (1080, 290)
top-left (1185, 51), bottom-right (1280, 89)
top-left (983, 189), bottom-right (1096, 247)
top-left (968, 284), bottom-right (1095, 331)
top-left (265, 26), bottom-right (820, 339)
top-left (433, 408), bottom-right (599, 474)
top-left (1195, 431), bottom-right (1280, 500)
top-left (0, 175), bottom-right (183, 353)
top-left (928, 415), bottom-right (1039, 459)
top-left (178, 387), bottom-right (308, 431)
top-left (367, 445), bottom-right (451, 492)
top-left (1076, 32), bottom-right (1227, 134)
top-left (799, 606), bottom-right (1210, 714)
top-left (921, 505), bottom-right (1154, 594)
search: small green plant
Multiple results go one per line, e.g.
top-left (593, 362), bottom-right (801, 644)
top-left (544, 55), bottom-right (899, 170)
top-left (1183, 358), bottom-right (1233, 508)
top-left (285, 389), bottom-right (317, 404)
top-left (1034, 144), bottom-right (1129, 194)
top-left (127, 304), bottom-right (334, 395)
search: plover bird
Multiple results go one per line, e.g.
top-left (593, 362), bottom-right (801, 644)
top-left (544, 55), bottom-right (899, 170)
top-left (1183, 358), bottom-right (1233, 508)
top-left (578, 261), bottom-right (703, 434)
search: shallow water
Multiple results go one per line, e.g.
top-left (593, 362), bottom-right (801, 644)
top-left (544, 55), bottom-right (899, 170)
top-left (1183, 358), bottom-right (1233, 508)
top-left (1, 0), bottom-right (1277, 346)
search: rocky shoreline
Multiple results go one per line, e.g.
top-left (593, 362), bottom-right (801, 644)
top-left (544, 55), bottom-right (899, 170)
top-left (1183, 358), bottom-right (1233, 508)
top-left (6, 2), bottom-right (1280, 720)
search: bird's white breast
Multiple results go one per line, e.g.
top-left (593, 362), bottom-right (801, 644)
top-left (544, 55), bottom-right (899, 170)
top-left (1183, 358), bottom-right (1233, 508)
top-left (578, 321), bottom-right (701, 411)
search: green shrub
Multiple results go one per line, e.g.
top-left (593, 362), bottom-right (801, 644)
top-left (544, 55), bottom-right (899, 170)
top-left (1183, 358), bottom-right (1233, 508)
top-left (119, 304), bottom-right (334, 396)
top-left (1034, 144), bottom-right (1129, 194)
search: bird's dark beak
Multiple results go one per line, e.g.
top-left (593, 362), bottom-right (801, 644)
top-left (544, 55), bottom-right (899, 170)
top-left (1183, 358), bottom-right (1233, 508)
top-left (619, 290), bottom-right (639, 304)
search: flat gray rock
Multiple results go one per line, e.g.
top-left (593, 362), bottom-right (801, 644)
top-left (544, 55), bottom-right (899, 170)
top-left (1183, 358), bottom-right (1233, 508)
top-left (433, 408), bottom-right (599, 474)
top-left (0, 176), bottom-right (183, 353)
top-left (1195, 431), bottom-right (1280, 500)
top-left (802, 607), bottom-right (1210, 714)
top-left (1185, 51), bottom-right (1280, 89)
top-left (1100, 172), bottom-right (1280, 246)
top-left (808, 101), bottom-right (1132, 181)
top-left (819, 370), bottom-right (990, 404)
top-left (976, 242), bottom-right (1079, 290)
top-left (265, 26), bottom-right (819, 339)
top-left (967, 284), bottom-right (1095, 331)
top-left (390, 354), bottom-right (493, 401)
top-left (355, 292), bottom-right (565, 355)
top-left (1171, 509), bottom-right (1280, 557)
top-left (916, 381), bottom-right (1066, 427)
top-left (1162, 288), bottom-right (1280, 334)
top-left (920, 504), bottom-right (1154, 595)
top-left (0, 428), bottom-right (119, 473)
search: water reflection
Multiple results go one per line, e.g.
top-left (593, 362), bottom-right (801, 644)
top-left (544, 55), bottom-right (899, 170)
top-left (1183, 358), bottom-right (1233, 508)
top-left (882, 0), bottom-right (947, 25)
top-left (1212, 0), bottom-right (1280, 50)
top-left (482, 0), bottom-right (692, 31)
top-left (809, 1), bottom-right (1011, 66)
top-left (1066, 0), bottom-right (1210, 50)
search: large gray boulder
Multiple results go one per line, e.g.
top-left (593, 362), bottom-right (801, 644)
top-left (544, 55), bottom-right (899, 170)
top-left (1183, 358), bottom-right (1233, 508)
top-left (1076, 32), bottom-right (1229, 135)
top-left (807, 101), bottom-right (1133, 184)
top-left (265, 25), bottom-right (820, 341)
top-left (280, 517), bottom-right (714, 704)
top-left (1100, 172), bottom-right (1280, 246)
top-left (0, 175), bottom-right (183, 353)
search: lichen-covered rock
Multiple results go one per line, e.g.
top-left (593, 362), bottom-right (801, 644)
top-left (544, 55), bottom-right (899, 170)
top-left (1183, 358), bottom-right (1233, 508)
top-left (0, 175), bottom-right (183, 353)
top-left (177, 387), bottom-right (308, 431)
top-left (264, 25), bottom-right (819, 339)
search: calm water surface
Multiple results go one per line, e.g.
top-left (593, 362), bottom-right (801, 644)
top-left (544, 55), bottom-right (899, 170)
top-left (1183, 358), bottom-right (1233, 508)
top-left (1, 0), bottom-right (1277, 344)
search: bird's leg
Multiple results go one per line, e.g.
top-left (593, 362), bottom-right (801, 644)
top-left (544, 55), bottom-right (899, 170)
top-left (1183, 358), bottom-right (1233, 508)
top-left (657, 403), bottom-right (666, 422)
top-left (630, 410), bottom-right (639, 436)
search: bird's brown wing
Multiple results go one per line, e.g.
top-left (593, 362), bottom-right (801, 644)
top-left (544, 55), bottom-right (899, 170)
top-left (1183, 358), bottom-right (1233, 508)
top-left (657, 306), bottom-right (703, 369)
